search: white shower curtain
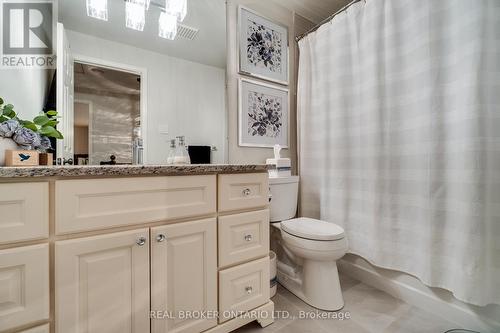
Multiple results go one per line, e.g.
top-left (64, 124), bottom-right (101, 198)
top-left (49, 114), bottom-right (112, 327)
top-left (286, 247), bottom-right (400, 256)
top-left (298, 0), bottom-right (500, 306)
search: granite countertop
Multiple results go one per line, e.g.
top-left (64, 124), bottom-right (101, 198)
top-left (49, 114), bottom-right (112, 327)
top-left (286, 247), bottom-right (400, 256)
top-left (0, 164), bottom-right (269, 178)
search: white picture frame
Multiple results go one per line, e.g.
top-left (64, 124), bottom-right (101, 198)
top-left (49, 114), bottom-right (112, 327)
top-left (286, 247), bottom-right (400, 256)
top-left (238, 78), bottom-right (289, 148)
top-left (238, 6), bottom-right (289, 85)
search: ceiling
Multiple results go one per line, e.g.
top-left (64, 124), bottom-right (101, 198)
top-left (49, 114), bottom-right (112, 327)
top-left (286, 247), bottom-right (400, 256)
top-left (59, 0), bottom-right (226, 68)
top-left (59, 0), bottom-right (349, 70)
top-left (74, 62), bottom-right (140, 108)
top-left (270, 0), bottom-right (352, 24)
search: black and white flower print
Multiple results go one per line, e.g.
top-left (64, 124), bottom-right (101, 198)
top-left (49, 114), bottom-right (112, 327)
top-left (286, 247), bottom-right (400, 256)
top-left (247, 20), bottom-right (282, 73)
top-left (247, 91), bottom-right (282, 138)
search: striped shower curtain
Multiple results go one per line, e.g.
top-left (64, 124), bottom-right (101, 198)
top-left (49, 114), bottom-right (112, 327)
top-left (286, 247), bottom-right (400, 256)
top-left (297, 0), bottom-right (500, 306)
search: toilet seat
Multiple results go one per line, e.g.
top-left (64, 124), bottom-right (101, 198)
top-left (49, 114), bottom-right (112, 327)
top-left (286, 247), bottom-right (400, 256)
top-left (281, 217), bottom-right (345, 241)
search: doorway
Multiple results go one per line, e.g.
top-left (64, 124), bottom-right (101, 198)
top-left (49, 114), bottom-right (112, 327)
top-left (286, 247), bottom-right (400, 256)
top-left (73, 60), bottom-right (145, 165)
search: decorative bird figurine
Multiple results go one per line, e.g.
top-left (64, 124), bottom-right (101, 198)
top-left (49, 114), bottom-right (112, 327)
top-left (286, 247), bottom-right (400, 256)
top-left (18, 153), bottom-right (31, 162)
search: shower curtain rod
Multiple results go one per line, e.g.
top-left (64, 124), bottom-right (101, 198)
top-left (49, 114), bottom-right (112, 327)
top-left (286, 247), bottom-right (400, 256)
top-left (295, 0), bottom-right (363, 42)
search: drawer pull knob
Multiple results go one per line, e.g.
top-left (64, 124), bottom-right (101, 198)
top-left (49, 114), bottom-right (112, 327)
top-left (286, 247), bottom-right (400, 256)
top-left (245, 286), bottom-right (253, 294)
top-left (244, 234), bottom-right (253, 242)
top-left (136, 237), bottom-right (147, 246)
top-left (156, 234), bottom-right (166, 243)
top-left (242, 188), bottom-right (251, 196)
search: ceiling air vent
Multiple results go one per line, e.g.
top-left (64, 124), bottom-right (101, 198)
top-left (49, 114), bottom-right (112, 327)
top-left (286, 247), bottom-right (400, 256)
top-left (177, 24), bottom-right (199, 40)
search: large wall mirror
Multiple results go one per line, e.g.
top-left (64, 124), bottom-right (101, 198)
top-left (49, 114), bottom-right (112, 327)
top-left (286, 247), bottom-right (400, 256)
top-left (56, 0), bottom-right (227, 165)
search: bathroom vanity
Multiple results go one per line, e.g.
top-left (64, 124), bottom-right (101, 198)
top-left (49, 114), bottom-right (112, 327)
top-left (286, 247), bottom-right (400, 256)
top-left (0, 165), bottom-right (273, 333)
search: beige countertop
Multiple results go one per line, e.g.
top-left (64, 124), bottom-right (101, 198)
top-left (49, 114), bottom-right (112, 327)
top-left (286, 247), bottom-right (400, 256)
top-left (0, 164), bottom-right (269, 178)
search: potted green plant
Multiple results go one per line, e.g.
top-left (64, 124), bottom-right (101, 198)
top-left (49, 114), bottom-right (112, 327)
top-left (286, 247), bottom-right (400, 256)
top-left (0, 97), bottom-right (63, 166)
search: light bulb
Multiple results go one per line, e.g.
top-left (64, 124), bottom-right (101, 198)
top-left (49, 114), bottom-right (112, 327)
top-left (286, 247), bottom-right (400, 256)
top-left (159, 11), bottom-right (178, 40)
top-left (129, 0), bottom-right (150, 10)
top-left (86, 0), bottom-right (108, 21)
top-left (165, 0), bottom-right (187, 22)
top-left (125, 1), bottom-right (146, 31)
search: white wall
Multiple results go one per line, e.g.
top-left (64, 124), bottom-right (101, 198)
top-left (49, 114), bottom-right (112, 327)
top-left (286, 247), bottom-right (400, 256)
top-left (66, 30), bottom-right (227, 164)
top-left (226, 1), bottom-right (314, 171)
top-left (1, 69), bottom-right (52, 121)
top-left (226, 0), bottom-right (294, 168)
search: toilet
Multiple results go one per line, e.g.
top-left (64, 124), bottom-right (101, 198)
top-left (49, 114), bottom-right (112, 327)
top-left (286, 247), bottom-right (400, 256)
top-left (269, 176), bottom-right (348, 311)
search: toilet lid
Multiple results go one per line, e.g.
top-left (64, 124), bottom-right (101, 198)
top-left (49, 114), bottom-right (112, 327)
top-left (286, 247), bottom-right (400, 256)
top-left (281, 218), bottom-right (345, 241)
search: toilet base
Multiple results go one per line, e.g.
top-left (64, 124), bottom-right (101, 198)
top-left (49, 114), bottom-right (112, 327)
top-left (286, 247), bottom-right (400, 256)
top-left (277, 260), bottom-right (344, 311)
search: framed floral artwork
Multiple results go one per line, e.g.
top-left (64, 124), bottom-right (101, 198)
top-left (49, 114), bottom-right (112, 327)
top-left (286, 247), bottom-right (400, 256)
top-left (239, 78), bottom-right (289, 148)
top-left (238, 6), bottom-right (289, 85)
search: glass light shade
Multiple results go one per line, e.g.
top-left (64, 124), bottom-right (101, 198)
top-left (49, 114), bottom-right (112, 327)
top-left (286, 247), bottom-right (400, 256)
top-left (159, 11), bottom-right (178, 40)
top-left (165, 0), bottom-right (187, 22)
top-left (86, 0), bottom-right (108, 21)
top-left (129, 0), bottom-right (150, 10)
top-left (125, 1), bottom-right (146, 31)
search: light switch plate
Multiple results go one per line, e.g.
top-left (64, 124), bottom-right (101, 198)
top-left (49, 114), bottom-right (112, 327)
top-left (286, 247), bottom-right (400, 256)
top-left (158, 124), bottom-right (169, 134)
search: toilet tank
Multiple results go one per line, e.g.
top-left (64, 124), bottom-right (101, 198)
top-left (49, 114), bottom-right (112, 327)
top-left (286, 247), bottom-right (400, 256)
top-left (269, 176), bottom-right (299, 222)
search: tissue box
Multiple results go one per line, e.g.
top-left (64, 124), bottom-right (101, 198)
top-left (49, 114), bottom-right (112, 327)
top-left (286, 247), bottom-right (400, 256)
top-left (5, 150), bottom-right (39, 166)
top-left (266, 158), bottom-right (292, 177)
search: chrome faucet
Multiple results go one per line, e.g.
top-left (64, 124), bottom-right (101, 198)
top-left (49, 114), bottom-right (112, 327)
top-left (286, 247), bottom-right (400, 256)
top-left (132, 138), bottom-right (144, 165)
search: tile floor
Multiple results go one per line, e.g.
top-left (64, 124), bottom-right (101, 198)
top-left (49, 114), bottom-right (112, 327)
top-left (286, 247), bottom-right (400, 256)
top-left (234, 274), bottom-right (461, 333)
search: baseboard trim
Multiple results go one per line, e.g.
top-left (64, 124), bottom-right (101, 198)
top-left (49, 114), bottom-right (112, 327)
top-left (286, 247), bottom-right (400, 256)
top-left (338, 259), bottom-right (499, 333)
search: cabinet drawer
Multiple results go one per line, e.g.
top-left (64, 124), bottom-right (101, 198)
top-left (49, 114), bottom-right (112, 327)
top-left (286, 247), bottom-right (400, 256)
top-left (218, 210), bottom-right (269, 268)
top-left (0, 244), bottom-right (49, 332)
top-left (219, 257), bottom-right (270, 322)
top-left (0, 182), bottom-right (48, 244)
top-left (218, 173), bottom-right (269, 212)
top-left (55, 175), bottom-right (216, 234)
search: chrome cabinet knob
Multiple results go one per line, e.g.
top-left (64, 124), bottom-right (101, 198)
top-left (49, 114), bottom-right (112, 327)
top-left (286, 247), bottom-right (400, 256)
top-left (244, 234), bottom-right (253, 242)
top-left (136, 237), bottom-right (147, 246)
top-left (245, 286), bottom-right (253, 295)
top-left (242, 188), bottom-right (251, 196)
top-left (156, 234), bottom-right (166, 243)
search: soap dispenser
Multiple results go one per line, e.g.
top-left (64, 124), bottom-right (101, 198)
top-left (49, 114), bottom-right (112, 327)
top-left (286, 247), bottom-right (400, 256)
top-left (167, 139), bottom-right (176, 165)
top-left (173, 136), bottom-right (191, 165)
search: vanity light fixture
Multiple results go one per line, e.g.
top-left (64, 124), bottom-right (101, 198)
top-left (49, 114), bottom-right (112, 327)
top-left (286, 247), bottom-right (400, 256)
top-left (86, 0), bottom-right (108, 21)
top-left (125, 0), bottom-right (146, 31)
top-left (88, 0), bottom-right (187, 38)
top-left (158, 11), bottom-right (178, 40)
top-left (165, 0), bottom-right (187, 22)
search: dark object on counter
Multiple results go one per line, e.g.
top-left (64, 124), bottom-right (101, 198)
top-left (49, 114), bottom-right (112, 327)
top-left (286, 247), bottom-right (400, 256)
top-left (188, 146), bottom-right (211, 164)
top-left (39, 153), bottom-right (53, 166)
top-left (100, 155), bottom-right (117, 165)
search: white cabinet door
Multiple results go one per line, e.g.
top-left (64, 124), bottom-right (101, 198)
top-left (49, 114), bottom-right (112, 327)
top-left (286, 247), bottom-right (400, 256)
top-left (0, 244), bottom-right (49, 332)
top-left (151, 218), bottom-right (217, 333)
top-left (55, 229), bottom-right (150, 333)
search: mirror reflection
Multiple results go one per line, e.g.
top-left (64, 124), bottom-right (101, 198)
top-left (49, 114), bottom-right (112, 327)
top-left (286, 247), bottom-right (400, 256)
top-left (57, 0), bottom-right (227, 165)
top-left (73, 63), bottom-right (141, 165)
